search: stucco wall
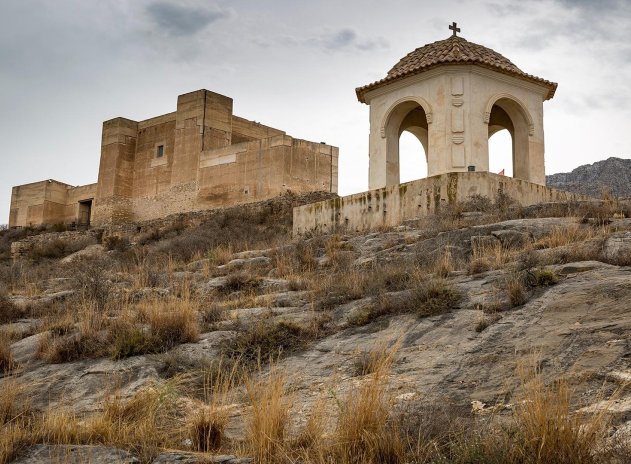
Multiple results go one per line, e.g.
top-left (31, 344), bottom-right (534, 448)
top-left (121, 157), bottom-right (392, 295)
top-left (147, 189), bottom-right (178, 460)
top-left (293, 172), bottom-right (587, 235)
top-left (364, 65), bottom-right (549, 189)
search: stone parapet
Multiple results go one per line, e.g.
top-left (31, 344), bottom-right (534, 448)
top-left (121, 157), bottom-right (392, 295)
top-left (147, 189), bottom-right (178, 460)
top-left (293, 172), bottom-right (591, 235)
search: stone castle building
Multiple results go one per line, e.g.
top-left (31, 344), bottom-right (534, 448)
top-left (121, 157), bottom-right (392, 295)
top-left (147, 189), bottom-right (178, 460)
top-left (294, 25), bottom-right (585, 234)
top-left (9, 89), bottom-right (338, 228)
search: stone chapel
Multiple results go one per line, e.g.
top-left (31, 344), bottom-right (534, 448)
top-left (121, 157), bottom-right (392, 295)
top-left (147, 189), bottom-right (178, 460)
top-left (294, 25), bottom-right (585, 234)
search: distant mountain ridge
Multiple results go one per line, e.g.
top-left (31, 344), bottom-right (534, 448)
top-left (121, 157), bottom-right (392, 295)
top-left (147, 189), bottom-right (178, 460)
top-left (546, 157), bottom-right (631, 199)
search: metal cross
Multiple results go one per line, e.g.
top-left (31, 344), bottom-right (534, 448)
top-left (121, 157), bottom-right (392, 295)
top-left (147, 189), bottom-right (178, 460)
top-left (449, 22), bottom-right (461, 37)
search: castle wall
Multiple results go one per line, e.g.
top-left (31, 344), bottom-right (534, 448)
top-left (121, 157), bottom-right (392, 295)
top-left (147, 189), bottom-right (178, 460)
top-left (128, 135), bottom-right (338, 222)
top-left (9, 181), bottom-right (97, 227)
top-left (9, 89), bottom-right (339, 228)
top-left (293, 172), bottom-right (587, 235)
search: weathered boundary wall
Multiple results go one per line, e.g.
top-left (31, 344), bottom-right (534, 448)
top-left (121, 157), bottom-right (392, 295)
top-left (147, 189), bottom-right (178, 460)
top-left (293, 172), bottom-right (589, 235)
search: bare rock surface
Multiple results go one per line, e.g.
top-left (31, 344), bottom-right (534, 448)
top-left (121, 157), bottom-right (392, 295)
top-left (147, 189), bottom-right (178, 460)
top-left (12, 445), bottom-right (139, 464)
top-left (60, 244), bottom-right (106, 264)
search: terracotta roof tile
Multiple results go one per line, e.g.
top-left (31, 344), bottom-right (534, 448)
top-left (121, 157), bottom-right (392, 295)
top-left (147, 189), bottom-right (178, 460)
top-left (356, 36), bottom-right (557, 102)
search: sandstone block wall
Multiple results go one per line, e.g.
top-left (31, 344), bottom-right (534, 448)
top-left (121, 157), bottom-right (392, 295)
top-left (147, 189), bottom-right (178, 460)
top-left (10, 89), bottom-right (338, 228)
top-left (293, 172), bottom-right (589, 235)
top-left (9, 180), bottom-right (97, 228)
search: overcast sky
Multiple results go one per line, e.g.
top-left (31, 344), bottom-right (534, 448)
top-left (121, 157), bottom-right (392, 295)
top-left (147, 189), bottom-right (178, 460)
top-left (1, 0), bottom-right (630, 225)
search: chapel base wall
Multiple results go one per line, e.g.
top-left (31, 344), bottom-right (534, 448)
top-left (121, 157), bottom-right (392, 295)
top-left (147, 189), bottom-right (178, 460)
top-left (293, 172), bottom-right (589, 236)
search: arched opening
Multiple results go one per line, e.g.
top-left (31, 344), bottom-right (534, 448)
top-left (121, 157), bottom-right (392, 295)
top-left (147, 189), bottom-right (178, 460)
top-left (399, 131), bottom-right (428, 182)
top-left (486, 97), bottom-right (532, 181)
top-left (383, 100), bottom-right (430, 185)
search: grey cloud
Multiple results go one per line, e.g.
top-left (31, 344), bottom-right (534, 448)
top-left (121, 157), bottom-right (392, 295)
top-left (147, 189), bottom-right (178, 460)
top-left (145, 1), bottom-right (231, 37)
top-left (304, 28), bottom-right (389, 52)
top-left (324, 28), bottom-right (357, 49)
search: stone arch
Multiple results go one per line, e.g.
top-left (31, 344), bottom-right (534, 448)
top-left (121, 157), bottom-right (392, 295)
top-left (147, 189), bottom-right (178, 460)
top-left (380, 98), bottom-right (432, 185)
top-left (380, 96), bottom-right (433, 138)
top-left (483, 94), bottom-right (535, 181)
top-left (483, 93), bottom-right (534, 136)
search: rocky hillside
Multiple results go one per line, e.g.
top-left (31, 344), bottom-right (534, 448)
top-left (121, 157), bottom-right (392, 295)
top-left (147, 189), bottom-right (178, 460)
top-left (547, 156), bottom-right (631, 198)
top-left (1, 197), bottom-right (631, 463)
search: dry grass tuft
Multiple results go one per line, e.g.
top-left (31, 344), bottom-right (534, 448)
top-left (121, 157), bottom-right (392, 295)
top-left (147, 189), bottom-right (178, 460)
top-left (412, 278), bottom-right (462, 318)
top-left (333, 341), bottom-right (403, 464)
top-left (246, 368), bottom-right (292, 464)
top-left (534, 224), bottom-right (595, 249)
top-left (187, 359), bottom-right (242, 452)
top-left (511, 365), bottom-right (612, 464)
top-left (0, 334), bottom-right (15, 374)
top-left (468, 257), bottom-right (492, 275)
top-left (474, 313), bottom-right (502, 333)
top-left (506, 273), bottom-right (528, 307)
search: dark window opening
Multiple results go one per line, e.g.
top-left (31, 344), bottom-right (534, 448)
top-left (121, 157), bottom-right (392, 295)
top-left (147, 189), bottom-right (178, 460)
top-left (156, 145), bottom-right (164, 158)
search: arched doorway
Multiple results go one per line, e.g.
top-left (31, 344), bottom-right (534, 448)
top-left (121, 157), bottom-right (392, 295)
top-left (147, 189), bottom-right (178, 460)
top-left (486, 96), bottom-right (533, 181)
top-left (382, 99), bottom-right (431, 185)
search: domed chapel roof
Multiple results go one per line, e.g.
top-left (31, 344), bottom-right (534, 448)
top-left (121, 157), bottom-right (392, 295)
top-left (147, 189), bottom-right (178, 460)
top-left (356, 30), bottom-right (557, 103)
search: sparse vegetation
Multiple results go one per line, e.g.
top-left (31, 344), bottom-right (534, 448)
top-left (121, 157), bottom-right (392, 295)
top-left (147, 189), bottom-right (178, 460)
top-left (506, 273), bottom-right (528, 307)
top-left (223, 318), bottom-right (326, 365)
top-left (2, 194), bottom-right (631, 463)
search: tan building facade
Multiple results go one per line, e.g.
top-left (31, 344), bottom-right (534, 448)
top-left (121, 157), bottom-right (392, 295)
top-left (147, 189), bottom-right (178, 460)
top-left (9, 89), bottom-right (339, 228)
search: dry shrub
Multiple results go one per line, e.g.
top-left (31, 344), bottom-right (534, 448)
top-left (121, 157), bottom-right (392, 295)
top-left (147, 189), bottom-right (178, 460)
top-left (577, 201), bottom-right (614, 226)
top-left (223, 318), bottom-right (325, 365)
top-left (433, 250), bottom-right (455, 277)
top-left (102, 234), bottom-right (130, 252)
top-left (222, 271), bottom-right (261, 294)
top-left (348, 278), bottom-right (461, 327)
top-left (0, 292), bottom-right (25, 324)
top-left (315, 263), bottom-right (412, 311)
top-left (0, 379), bottom-right (30, 427)
top-left (67, 258), bottom-right (112, 311)
top-left (529, 268), bottom-right (560, 287)
top-left (28, 236), bottom-right (96, 261)
top-left (315, 270), bottom-right (367, 311)
top-left (272, 241), bottom-right (318, 277)
top-left (200, 301), bottom-right (225, 326)
top-left (0, 380), bottom-right (32, 463)
top-left (461, 194), bottom-right (494, 212)
top-left (412, 278), bottom-right (462, 318)
top-left (86, 382), bottom-right (182, 461)
top-left (37, 305), bottom-right (109, 363)
top-left (208, 244), bottom-right (233, 266)
top-left (143, 298), bottom-right (199, 349)
top-left (506, 273), bottom-right (528, 307)
top-left (246, 368), bottom-right (292, 463)
top-left (292, 398), bottom-right (327, 453)
top-left (468, 257), bottom-right (492, 275)
top-left (112, 297), bottom-right (200, 359)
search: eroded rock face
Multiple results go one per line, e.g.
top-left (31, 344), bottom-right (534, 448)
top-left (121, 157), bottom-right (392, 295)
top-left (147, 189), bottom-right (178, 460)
top-left (602, 232), bottom-right (631, 263)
